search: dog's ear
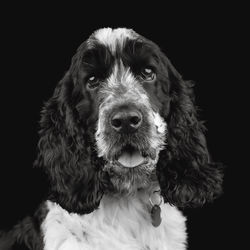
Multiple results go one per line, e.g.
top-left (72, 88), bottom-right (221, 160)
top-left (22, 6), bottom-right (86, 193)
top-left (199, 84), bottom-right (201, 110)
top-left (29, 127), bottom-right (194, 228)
top-left (157, 56), bottom-right (223, 208)
top-left (34, 62), bottom-right (109, 214)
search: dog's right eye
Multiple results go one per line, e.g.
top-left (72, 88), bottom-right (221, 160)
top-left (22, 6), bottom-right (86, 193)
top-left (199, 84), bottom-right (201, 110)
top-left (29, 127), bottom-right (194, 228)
top-left (140, 68), bottom-right (156, 82)
top-left (86, 76), bottom-right (99, 89)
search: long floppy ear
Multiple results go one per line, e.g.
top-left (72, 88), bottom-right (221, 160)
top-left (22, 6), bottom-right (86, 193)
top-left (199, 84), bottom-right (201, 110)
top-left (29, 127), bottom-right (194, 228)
top-left (35, 66), bottom-right (109, 214)
top-left (157, 56), bottom-right (223, 208)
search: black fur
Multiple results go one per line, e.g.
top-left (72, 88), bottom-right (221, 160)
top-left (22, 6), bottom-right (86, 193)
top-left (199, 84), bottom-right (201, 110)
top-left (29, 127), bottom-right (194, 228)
top-left (155, 57), bottom-right (223, 207)
top-left (35, 71), bottom-right (110, 214)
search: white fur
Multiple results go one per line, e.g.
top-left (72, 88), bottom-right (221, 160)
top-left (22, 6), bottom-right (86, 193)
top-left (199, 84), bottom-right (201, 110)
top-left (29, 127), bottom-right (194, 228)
top-left (145, 111), bottom-right (167, 152)
top-left (153, 112), bottom-right (167, 134)
top-left (94, 28), bottom-right (137, 54)
top-left (42, 194), bottom-right (187, 250)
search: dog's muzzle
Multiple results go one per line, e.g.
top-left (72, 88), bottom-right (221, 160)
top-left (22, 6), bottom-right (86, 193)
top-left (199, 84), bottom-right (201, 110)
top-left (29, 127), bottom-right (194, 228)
top-left (109, 105), bottom-right (146, 168)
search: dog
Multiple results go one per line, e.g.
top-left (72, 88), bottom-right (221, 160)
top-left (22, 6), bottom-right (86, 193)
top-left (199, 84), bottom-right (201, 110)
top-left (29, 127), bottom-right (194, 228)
top-left (0, 27), bottom-right (223, 250)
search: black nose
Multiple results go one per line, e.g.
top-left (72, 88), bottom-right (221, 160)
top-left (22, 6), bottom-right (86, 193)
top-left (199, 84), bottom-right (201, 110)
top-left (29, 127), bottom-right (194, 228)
top-left (111, 109), bottom-right (142, 133)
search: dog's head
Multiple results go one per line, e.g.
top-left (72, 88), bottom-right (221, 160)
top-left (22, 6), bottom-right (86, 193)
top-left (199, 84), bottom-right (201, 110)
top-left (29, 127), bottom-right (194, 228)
top-left (35, 28), bottom-right (223, 213)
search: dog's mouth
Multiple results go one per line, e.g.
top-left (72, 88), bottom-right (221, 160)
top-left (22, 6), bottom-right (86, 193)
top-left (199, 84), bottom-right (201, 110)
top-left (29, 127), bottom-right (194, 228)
top-left (109, 144), bottom-right (156, 169)
top-left (103, 144), bottom-right (159, 194)
top-left (116, 145), bottom-right (147, 168)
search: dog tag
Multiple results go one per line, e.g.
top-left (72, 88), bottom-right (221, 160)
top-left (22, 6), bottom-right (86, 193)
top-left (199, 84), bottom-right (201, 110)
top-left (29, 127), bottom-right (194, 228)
top-left (151, 204), bottom-right (162, 227)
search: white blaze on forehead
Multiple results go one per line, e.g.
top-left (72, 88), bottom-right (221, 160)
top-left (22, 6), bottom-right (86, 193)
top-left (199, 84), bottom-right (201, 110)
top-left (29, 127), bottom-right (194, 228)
top-left (103, 63), bottom-right (150, 107)
top-left (93, 27), bottom-right (137, 53)
top-left (107, 63), bottom-right (136, 87)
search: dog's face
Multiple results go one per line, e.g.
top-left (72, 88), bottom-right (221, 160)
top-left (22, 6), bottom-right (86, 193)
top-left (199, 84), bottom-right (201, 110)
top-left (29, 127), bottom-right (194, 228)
top-left (36, 28), bottom-right (223, 214)
top-left (74, 28), bottom-right (170, 194)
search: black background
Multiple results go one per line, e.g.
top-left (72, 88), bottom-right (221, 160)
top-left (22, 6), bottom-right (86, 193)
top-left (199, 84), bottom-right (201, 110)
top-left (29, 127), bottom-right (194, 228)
top-left (0, 3), bottom-right (246, 250)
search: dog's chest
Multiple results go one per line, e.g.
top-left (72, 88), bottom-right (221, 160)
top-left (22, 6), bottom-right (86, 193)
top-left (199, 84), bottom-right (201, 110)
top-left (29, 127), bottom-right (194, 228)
top-left (41, 198), bottom-right (186, 250)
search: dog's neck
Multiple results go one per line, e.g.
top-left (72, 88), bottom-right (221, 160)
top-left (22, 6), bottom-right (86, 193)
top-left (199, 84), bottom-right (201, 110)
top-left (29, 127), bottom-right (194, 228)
top-left (103, 183), bottom-right (161, 203)
top-left (100, 184), bottom-right (162, 227)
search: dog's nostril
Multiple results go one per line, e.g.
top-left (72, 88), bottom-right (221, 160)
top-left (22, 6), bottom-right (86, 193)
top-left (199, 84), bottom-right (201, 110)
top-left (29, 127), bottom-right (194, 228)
top-left (111, 118), bottom-right (122, 129)
top-left (130, 115), bottom-right (141, 127)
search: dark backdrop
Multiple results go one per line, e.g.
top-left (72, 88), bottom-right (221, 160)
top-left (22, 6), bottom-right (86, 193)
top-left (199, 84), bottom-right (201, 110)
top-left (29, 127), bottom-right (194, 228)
top-left (0, 3), bottom-right (245, 250)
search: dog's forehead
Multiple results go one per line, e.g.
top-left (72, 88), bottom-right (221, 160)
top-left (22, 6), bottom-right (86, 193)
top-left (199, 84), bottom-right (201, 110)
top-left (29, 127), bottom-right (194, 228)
top-left (92, 27), bottom-right (139, 53)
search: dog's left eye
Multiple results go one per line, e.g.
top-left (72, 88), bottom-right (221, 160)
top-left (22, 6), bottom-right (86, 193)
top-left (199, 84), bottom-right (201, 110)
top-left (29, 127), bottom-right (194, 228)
top-left (140, 68), bottom-right (156, 82)
top-left (86, 76), bottom-right (99, 89)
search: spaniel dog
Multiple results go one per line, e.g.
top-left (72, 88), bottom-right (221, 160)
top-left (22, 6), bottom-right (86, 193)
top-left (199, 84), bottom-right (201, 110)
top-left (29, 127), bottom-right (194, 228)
top-left (1, 28), bottom-right (223, 250)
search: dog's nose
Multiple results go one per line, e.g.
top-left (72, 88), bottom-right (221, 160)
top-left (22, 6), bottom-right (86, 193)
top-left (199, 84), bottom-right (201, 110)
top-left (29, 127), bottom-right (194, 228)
top-left (111, 110), bottom-right (142, 133)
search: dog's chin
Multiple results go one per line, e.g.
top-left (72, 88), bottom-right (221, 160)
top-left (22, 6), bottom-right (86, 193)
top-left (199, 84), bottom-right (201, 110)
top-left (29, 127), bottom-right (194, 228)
top-left (103, 145), bottom-right (159, 196)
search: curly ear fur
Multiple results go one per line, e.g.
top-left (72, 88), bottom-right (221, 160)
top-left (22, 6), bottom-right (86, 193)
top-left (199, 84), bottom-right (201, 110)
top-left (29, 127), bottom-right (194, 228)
top-left (157, 56), bottom-right (223, 208)
top-left (35, 67), bottom-right (109, 214)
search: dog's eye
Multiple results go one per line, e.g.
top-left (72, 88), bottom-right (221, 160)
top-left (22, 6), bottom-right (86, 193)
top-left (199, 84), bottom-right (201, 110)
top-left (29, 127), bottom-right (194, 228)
top-left (140, 68), bottom-right (156, 82)
top-left (86, 76), bottom-right (99, 89)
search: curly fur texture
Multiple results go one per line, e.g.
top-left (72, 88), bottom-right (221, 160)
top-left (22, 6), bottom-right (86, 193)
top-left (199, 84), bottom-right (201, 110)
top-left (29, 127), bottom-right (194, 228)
top-left (35, 71), bottom-right (111, 214)
top-left (1, 27), bottom-right (223, 249)
top-left (155, 62), bottom-right (224, 207)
